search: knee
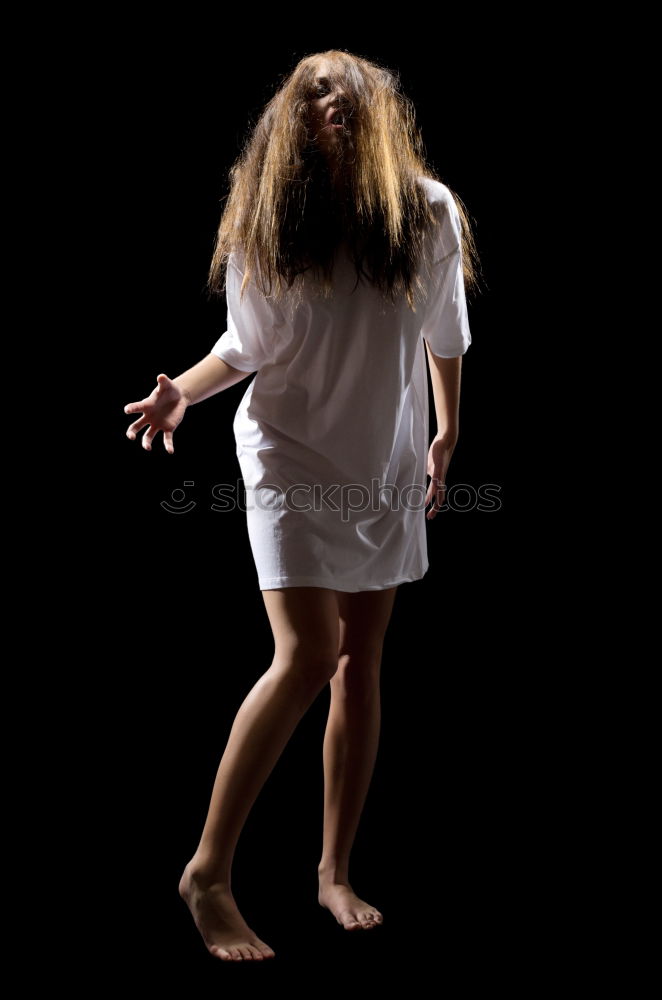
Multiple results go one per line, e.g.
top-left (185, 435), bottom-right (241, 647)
top-left (334, 646), bottom-right (382, 694)
top-left (275, 641), bottom-right (338, 690)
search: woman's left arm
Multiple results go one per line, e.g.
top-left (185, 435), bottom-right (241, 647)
top-left (424, 343), bottom-right (463, 520)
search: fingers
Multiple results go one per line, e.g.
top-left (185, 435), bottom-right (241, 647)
top-left (125, 417), bottom-right (173, 454)
top-left (124, 374), bottom-right (168, 416)
top-left (426, 476), bottom-right (446, 521)
top-left (123, 389), bottom-right (175, 453)
top-left (142, 425), bottom-right (157, 451)
top-left (126, 415), bottom-right (148, 440)
top-left (124, 401), bottom-right (148, 415)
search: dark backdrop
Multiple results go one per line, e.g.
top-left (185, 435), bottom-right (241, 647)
top-left (82, 21), bottom-right (548, 990)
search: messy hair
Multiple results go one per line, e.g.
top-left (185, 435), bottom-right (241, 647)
top-left (207, 48), bottom-right (481, 311)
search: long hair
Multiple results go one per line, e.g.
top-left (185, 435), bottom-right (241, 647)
top-left (207, 49), bottom-right (482, 311)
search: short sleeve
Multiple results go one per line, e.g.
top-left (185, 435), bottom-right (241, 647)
top-left (211, 254), bottom-right (277, 373)
top-left (420, 195), bottom-right (472, 358)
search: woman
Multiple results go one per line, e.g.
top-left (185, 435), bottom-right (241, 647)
top-left (124, 49), bottom-right (480, 962)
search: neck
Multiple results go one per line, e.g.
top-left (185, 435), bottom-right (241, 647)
top-left (325, 158), bottom-right (348, 197)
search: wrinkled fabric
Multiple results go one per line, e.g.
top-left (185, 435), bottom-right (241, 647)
top-left (211, 177), bottom-right (471, 592)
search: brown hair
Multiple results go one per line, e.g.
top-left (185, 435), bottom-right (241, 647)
top-left (207, 49), bottom-right (482, 311)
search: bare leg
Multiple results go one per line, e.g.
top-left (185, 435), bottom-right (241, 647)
top-left (317, 586), bottom-right (398, 930)
top-left (179, 586), bottom-right (339, 961)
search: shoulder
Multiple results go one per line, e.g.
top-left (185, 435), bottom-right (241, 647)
top-left (416, 175), bottom-right (454, 210)
top-left (416, 176), bottom-right (461, 261)
top-left (228, 248), bottom-right (247, 275)
top-left (227, 249), bottom-right (262, 294)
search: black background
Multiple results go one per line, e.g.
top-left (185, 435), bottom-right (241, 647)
top-left (75, 17), bottom-right (557, 990)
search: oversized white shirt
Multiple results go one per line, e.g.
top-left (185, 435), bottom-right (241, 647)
top-left (211, 176), bottom-right (471, 592)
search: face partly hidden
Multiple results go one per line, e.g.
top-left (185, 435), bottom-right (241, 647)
top-left (305, 62), bottom-right (351, 159)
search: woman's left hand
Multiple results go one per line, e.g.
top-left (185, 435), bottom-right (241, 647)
top-left (425, 433), bottom-right (457, 520)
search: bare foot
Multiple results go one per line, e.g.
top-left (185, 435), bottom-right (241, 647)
top-left (179, 862), bottom-right (276, 961)
top-left (318, 878), bottom-right (384, 931)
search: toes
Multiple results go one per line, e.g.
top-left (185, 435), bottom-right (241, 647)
top-left (212, 942), bottom-right (272, 961)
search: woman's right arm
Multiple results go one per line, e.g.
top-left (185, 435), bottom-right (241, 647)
top-left (173, 353), bottom-right (253, 406)
top-left (124, 355), bottom-right (253, 454)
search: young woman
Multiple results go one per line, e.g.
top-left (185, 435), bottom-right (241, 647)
top-left (124, 48), bottom-right (480, 962)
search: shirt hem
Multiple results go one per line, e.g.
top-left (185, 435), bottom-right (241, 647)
top-left (257, 569), bottom-right (429, 593)
top-left (211, 347), bottom-right (257, 373)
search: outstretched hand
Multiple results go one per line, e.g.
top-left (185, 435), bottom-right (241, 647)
top-left (124, 374), bottom-right (189, 455)
top-left (425, 434), bottom-right (456, 520)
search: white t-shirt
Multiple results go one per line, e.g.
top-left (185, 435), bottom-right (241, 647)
top-left (211, 176), bottom-right (471, 592)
